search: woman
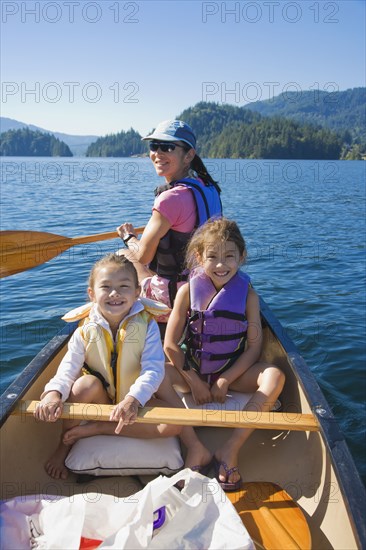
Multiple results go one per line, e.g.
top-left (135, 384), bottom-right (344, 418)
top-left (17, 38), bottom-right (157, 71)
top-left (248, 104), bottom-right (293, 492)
top-left (117, 119), bottom-right (222, 315)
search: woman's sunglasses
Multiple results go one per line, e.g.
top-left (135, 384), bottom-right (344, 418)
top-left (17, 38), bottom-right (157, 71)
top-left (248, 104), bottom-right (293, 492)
top-left (149, 141), bottom-right (186, 153)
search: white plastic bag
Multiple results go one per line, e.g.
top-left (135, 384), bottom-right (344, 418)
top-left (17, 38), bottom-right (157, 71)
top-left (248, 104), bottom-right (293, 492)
top-left (0, 469), bottom-right (254, 549)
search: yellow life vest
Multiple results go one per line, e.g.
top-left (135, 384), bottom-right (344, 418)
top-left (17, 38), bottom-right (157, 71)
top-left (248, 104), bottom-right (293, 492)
top-left (62, 298), bottom-right (169, 402)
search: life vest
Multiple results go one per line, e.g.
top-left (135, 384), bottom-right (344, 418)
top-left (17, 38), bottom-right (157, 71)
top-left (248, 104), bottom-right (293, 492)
top-left (149, 178), bottom-right (222, 302)
top-left (185, 271), bottom-right (250, 376)
top-left (62, 298), bottom-right (169, 402)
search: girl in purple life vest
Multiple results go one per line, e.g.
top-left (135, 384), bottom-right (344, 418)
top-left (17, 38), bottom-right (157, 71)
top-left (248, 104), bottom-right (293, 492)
top-left (157, 218), bottom-right (285, 491)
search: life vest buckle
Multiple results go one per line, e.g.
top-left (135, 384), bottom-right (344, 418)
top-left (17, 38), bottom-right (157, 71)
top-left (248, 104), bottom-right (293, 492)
top-left (194, 349), bottom-right (211, 361)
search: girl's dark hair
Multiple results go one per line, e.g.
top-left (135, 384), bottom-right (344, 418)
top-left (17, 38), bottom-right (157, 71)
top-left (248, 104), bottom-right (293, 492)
top-left (185, 217), bottom-right (246, 271)
top-left (88, 253), bottom-right (139, 289)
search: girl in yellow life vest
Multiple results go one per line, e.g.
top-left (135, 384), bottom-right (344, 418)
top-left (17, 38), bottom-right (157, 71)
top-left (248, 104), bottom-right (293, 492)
top-left (34, 254), bottom-right (181, 481)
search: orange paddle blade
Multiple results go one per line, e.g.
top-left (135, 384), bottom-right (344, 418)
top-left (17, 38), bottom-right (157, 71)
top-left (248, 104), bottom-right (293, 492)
top-left (0, 227), bottom-right (144, 278)
top-left (228, 482), bottom-right (311, 549)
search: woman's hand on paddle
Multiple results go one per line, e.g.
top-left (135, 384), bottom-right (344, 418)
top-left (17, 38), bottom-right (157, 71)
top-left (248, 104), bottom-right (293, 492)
top-left (191, 379), bottom-right (212, 405)
top-left (210, 377), bottom-right (229, 403)
top-left (110, 395), bottom-right (140, 434)
top-left (117, 222), bottom-right (136, 242)
top-left (34, 391), bottom-right (63, 422)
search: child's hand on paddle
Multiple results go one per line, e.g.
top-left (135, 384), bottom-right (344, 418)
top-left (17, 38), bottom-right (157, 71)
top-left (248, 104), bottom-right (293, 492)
top-left (34, 391), bottom-right (63, 421)
top-left (110, 395), bottom-right (140, 434)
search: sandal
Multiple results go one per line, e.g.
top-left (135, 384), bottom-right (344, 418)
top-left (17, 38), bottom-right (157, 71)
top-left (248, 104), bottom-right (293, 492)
top-left (190, 458), bottom-right (214, 477)
top-left (175, 459), bottom-right (214, 490)
top-left (213, 457), bottom-right (242, 492)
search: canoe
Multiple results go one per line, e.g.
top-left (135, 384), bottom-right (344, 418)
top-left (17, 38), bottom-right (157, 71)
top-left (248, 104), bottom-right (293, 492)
top-left (1, 296), bottom-right (365, 549)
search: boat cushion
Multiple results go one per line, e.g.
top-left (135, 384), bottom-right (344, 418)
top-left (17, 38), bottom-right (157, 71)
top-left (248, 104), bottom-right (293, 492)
top-left (178, 391), bottom-right (281, 411)
top-left (179, 391), bottom-right (252, 410)
top-left (65, 434), bottom-right (183, 477)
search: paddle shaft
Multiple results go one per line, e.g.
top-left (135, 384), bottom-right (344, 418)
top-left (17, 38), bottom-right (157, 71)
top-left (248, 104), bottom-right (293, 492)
top-left (58, 227), bottom-right (143, 246)
top-left (67, 231), bottom-right (120, 246)
top-left (15, 401), bottom-right (319, 431)
top-left (0, 227), bottom-right (144, 278)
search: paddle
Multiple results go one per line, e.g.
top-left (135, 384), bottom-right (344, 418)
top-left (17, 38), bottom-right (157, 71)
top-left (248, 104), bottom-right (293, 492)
top-left (0, 227), bottom-right (144, 278)
top-left (228, 482), bottom-right (311, 549)
top-left (15, 401), bottom-right (319, 431)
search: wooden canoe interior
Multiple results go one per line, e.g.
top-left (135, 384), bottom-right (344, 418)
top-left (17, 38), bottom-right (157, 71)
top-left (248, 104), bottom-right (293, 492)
top-left (0, 324), bottom-right (359, 549)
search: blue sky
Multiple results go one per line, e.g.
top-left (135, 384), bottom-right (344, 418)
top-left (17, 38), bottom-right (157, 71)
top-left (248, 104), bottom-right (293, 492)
top-left (1, 0), bottom-right (365, 136)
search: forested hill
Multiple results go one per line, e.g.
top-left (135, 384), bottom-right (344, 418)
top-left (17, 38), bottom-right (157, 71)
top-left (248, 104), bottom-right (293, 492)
top-left (244, 87), bottom-right (365, 146)
top-left (178, 103), bottom-right (343, 160)
top-left (1, 117), bottom-right (98, 156)
top-left (177, 104), bottom-right (261, 157)
top-left (83, 88), bottom-right (365, 160)
top-left (85, 103), bottom-right (344, 160)
top-left (0, 128), bottom-right (73, 157)
top-left (3, 88), bottom-right (364, 159)
top-left (86, 128), bottom-right (144, 157)
top-left (180, 103), bottom-right (342, 160)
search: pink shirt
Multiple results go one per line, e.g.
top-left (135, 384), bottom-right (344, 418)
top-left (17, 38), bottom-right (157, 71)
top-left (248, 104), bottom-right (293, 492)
top-left (153, 184), bottom-right (197, 233)
top-left (141, 182), bottom-right (200, 315)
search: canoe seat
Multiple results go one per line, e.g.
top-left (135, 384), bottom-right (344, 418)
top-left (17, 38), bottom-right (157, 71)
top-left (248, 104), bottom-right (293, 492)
top-left (228, 482), bottom-right (311, 550)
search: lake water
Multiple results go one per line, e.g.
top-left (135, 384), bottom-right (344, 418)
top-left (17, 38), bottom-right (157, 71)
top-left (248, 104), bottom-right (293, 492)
top-left (0, 157), bottom-right (365, 484)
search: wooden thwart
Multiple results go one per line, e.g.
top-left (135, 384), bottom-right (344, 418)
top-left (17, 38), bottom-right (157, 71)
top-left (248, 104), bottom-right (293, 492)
top-left (15, 401), bottom-right (319, 431)
top-left (0, 227), bottom-right (144, 278)
top-left (228, 482), bottom-right (312, 550)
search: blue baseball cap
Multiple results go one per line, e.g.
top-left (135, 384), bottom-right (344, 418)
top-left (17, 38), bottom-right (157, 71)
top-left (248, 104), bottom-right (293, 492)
top-left (142, 120), bottom-right (196, 149)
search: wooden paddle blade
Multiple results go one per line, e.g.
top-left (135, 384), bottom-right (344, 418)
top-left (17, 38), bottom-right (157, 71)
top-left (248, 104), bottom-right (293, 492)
top-left (0, 227), bottom-right (144, 278)
top-left (0, 230), bottom-right (72, 277)
top-left (228, 482), bottom-right (311, 549)
top-left (15, 401), bottom-right (319, 431)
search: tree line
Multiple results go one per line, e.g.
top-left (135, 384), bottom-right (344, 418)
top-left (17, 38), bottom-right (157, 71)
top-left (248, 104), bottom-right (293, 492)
top-left (86, 129), bottom-right (144, 157)
top-left (179, 103), bottom-right (343, 159)
top-left (0, 128), bottom-right (72, 157)
top-left (85, 102), bottom-right (346, 160)
top-left (2, 88), bottom-right (364, 159)
top-left (244, 87), bottom-right (366, 147)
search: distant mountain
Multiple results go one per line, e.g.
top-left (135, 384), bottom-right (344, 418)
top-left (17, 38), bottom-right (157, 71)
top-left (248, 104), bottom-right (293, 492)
top-left (243, 87), bottom-right (366, 146)
top-left (0, 117), bottom-right (99, 156)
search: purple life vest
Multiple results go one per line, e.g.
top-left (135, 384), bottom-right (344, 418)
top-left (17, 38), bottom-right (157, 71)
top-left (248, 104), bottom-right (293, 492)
top-left (185, 270), bottom-right (250, 375)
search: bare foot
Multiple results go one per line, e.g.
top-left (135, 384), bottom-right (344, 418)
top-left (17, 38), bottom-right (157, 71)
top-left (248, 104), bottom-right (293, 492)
top-left (184, 441), bottom-right (212, 471)
top-left (63, 421), bottom-right (101, 445)
top-left (214, 447), bottom-right (241, 485)
top-left (173, 442), bottom-right (213, 489)
top-left (45, 441), bottom-right (70, 480)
